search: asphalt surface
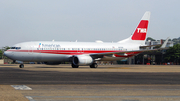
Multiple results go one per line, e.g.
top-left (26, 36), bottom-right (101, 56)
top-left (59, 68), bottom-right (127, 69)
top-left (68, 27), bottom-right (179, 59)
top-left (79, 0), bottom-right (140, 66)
top-left (0, 64), bottom-right (180, 101)
top-left (0, 65), bottom-right (180, 85)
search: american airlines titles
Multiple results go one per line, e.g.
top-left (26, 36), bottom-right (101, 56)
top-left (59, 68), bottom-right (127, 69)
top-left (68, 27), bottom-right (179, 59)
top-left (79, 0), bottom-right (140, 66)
top-left (40, 43), bottom-right (61, 48)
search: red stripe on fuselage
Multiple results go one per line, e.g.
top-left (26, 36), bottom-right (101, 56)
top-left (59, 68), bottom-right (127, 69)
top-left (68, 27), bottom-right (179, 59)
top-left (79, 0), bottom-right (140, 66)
top-left (7, 50), bottom-right (120, 55)
top-left (7, 50), bottom-right (141, 57)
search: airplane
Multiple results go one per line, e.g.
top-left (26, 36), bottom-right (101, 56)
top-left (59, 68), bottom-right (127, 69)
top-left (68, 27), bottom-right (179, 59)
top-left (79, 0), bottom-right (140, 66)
top-left (4, 11), bottom-right (161, 68)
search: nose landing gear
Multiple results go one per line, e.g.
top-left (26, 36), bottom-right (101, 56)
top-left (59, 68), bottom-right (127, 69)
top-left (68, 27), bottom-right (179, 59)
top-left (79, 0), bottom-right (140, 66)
top-left (19, 64), bottom-right (24, 68)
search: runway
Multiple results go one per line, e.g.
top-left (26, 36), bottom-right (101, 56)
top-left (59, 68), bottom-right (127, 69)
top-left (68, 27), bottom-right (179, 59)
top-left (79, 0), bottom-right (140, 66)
top-left (0, 64), bottom-right (180, 101)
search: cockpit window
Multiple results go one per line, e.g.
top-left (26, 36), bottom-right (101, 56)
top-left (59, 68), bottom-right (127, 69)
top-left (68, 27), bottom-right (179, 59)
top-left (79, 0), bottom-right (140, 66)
top-left (10, 47), bottom-right (21, 49)
top-left (16, 47), bottom-right (21, 49)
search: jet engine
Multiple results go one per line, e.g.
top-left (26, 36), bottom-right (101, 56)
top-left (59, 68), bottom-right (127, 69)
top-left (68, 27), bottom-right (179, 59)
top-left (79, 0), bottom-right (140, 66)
top-left (72, 55), bottom-right (93, 65)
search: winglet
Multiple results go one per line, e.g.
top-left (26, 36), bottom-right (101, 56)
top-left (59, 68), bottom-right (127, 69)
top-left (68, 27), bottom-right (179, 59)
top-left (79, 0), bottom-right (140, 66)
top-left (160, 37), bottom-right (170, 48)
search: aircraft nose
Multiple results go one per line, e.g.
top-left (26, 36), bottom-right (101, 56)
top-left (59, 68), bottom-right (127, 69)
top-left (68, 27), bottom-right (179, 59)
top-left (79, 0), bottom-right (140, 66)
top-left (3, 51), bottom-right (12, 58)
top-left (3, 51), bottom-right (7, 57)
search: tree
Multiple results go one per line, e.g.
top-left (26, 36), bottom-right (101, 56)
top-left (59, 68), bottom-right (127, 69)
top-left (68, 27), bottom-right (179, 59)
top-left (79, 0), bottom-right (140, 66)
top-left (146, 37), bottom-right (156, 41)
top-left (0, 49), bottom-right (2, 59)
top-left (0, 46), bottom-right (10, 59)
top-left (164, 44), bottom-right (180, 64)
top-left (3, 46), bottom-right (10, 51)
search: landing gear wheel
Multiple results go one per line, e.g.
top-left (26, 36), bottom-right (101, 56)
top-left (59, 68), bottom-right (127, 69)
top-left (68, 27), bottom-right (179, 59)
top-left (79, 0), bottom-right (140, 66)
top-left (90, 63), bottom-right (98, 68)
top-left (71, 63), bottom-right (79, 68)
top-left (19, 64), bottom-right (24, 68)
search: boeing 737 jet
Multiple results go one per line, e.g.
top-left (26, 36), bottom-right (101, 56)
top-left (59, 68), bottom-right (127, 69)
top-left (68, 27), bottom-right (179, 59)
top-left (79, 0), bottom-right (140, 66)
top-left (4, 11), bottom-right (156, 68)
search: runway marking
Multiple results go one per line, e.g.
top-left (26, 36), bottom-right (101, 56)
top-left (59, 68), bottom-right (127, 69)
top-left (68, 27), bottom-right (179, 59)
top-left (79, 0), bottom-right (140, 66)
top-left (25, 96), bottom-right (35, 101)
top-left (108, 67), bottom-right (130, 69)
top-left (30, 95), bottom-right (180, 98)
top-left (11, 85), bottom-right (32, 90)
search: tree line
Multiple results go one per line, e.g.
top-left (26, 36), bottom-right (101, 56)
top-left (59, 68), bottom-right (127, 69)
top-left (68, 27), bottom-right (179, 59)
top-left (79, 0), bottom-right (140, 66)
top-left (0, 46), bottom-right (10, 59)
top-left (164, 44), bottom-right (180, 64)
top-left (146, 37), bottom-right (180, 64)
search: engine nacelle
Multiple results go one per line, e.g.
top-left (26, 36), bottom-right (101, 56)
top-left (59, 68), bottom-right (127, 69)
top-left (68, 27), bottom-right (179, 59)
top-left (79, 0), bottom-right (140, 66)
top-left (73, 55), bottom-right (93, 65)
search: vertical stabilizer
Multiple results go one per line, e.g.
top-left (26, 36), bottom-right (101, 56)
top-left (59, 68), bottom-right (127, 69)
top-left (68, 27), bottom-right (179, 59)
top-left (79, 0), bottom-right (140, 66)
top-left (131, 11), bottom-right (150, 40)
top-left (118, 11), bottom-right (151, 45)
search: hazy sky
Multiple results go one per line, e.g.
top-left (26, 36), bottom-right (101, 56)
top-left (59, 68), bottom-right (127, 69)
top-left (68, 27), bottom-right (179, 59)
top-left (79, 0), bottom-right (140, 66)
top-left (0, 0), bottom-right (179, 47)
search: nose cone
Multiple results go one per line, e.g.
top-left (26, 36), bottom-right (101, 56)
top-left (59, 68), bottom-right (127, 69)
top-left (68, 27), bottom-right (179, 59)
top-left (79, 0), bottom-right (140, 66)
top-left (3, 51), bottom-right (12, 58)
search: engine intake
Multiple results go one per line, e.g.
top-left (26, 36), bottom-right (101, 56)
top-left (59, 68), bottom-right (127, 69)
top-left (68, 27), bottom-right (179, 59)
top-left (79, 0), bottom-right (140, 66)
top-left (73, 55), bottom-right (93, 65)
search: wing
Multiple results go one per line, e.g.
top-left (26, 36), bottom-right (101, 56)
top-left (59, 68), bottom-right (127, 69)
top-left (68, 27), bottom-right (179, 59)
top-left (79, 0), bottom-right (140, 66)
top-left (90, 37), bottom-right (169, 58)
top-left (140, 37), bottom-right (170, 49)
top-left (90, 49), bottom-right (157, 58)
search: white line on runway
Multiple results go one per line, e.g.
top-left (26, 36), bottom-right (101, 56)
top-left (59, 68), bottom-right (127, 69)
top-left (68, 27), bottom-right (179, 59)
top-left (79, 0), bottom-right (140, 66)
top-left (25, 96), bottom-right (35, 101)
top-left (11, 85), bottom-right (32, 90)
top-left (30, 95), bottom-right (180, 98)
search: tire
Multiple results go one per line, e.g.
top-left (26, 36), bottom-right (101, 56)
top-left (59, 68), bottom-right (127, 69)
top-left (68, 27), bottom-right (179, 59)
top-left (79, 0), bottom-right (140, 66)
top-left (71, 63), bottom-right (79, 68)
top-left (19, 64), bottom-right (24, 68)
top-left (90, 63), bottom-right (98, 68)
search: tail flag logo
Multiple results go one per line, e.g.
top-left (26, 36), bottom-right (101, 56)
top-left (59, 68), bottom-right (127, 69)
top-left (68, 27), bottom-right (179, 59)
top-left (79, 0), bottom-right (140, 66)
top-left (131, 20), bottom-right (149, 40)
top-left (137, 28), bottom-right (147, 33)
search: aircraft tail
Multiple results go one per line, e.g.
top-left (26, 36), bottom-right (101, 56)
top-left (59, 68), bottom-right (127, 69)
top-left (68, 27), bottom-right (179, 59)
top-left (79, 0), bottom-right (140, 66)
top-left (118, 11), bottom-right (151, 45)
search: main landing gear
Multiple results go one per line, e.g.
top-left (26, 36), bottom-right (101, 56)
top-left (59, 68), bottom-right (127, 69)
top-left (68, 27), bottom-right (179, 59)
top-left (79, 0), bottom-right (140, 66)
top-left (71, 63), bottom-right (98, 68)
top-left (71, 63), bottom-right (79, 68)
top-left (90, 63), bottom-right (98, 68)
top-left (19, 64), bottom-right (24, 68)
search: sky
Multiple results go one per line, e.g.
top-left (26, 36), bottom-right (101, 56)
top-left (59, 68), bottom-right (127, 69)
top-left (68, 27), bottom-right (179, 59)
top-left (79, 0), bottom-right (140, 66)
top-left (0, 0), bottom-right (179, 47)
